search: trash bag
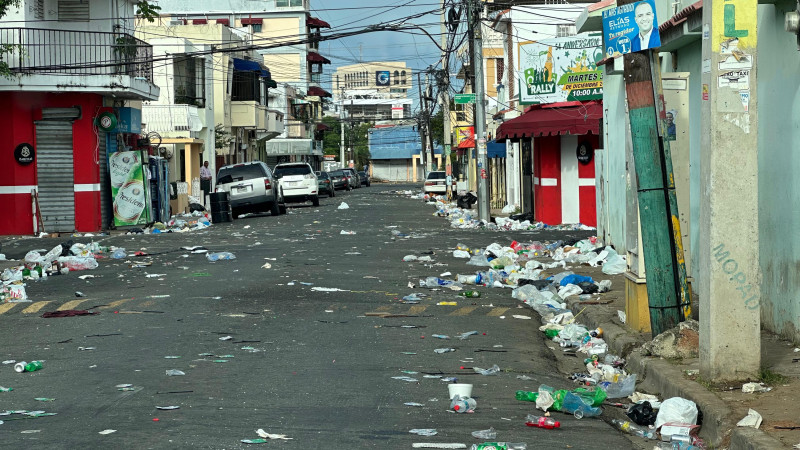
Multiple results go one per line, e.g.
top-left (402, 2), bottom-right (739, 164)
top-left (189, 203), bottom-right (206, 212)
top-left (59, 240), bottom-right (74, 256)
top-left (518, 279), bottom-right (551, 290)
top-left (601, 374), bottom-right (637, 398)
top-left (654, 397), bottom-right (698, 429)
top-left (627, 401), bottom-right (657, 426)
top-left (579, 281), bottom-right (599, 294)
top-left (457, 193), bottom-right (478, 209)
top-left (510, 211), bottom-right (534, 222)
top-left (602, 254), bottom-right (627, 275)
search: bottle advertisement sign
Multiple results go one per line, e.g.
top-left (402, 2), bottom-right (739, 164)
top-left (109, 151), bottom-right (149, 227)
top-left (518, 33), bottom-right (604, 105)
top-left (602, 0), bottom-right (661, 58)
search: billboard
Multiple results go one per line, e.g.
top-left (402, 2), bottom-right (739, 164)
top-left (375, 71), bottom-right (390, 86)
top-left (602, 0), bottom-right (661, 58)
top-left (108, 150), bottom-right (150, 227)
top-left (518, 33), bottom-right (604, 105)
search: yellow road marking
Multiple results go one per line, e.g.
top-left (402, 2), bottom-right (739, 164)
top-left (487, 307), bottom-right (509, 317)
top-left (98, 299), bottom-right (132, 310)
top-left (0, 303), bottom-right (17, 315)
top-left (22, 302), bottom-right (51, 314)
top-left (406, 305), bottom-right (427, 315)
top-left (449, 306), bottom-right (477, 316)
top-left (57, 299), bottom-right (89, 311)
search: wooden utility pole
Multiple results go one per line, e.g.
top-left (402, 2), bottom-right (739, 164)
top-left (467, 0), bottom-right (490, 221)
top-left (618, 0), bottom-right (689, 336)
top-left (417, 71), bottom-right (427, 171)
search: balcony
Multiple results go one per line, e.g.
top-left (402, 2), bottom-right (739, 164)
top-left (0, 28), bottom-right (158, 99)
top-left (231, 101), bottom-right (284, 137)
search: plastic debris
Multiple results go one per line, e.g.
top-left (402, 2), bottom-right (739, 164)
top-left (206, 252), bottom-right (236, 261)
top-left (405, 402), bottom-right (425, 407)
top-left (340, 230), bottom-right (357, 235)
top-left (471, 427), bottom-right (497, 439)
top-left (156, 406), bottom-right (180, 410)
top-left (98, 429), bottom-right (117, 435)
top-left (742, 382), bottom-right (772, 393)
top-left (654, 397), bottom-right (698, 429)
top-left (411, 444), bottom-right (467, 449)
top-left (337, 202), bottom-right (350, 210)
top-left (434, 348), bottom-right (456, 354)
top-left (409, 429), bottom-right (438, 436)
top-left (736, 409), bottom-right (763, 429)
top-left (165, 369), bottom-right (185, 376)
top-left (255, 429), bottom-right (292, 440)
top-left (473, 364), bottom-right (501, 375)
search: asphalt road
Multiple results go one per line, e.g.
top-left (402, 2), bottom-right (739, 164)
top-left (0, 184), bottom-right (639, 449)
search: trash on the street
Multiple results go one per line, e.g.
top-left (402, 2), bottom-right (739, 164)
top-left (450, 394), bottom-right (477, 413)
top-left (659, 423), bottom-right (700, 443)
top-left (473, 364), bottom-right (500, 375)
top-left (626, 401), bottom-right (657, 426)
top-left (611, 418), bottom-right (656, 439)
top-left (471, 427), bottom-right (497, 439)
top-left (165, 369), bottom-right (185, 376)
top-left (405, 402), bottom-right (425, 407)
top-left (340, 230), bottom-right (357, 235)
top-left (654, 397), bottom-right (698, 429)
top-left (14, 361), bottom-right (42, 373)
top-left (525, 414), bottom-right (561, 429)
top-left (434, 348), bottom-right (455, 353)
top-left (156, 406), bottom-right (180, 410)
top-left (413, 444), bottom-right (467, 449)
top-left (34, 398), bottom-right (54, 402)
top-left (41, 309), bottom-right (98, 318)
top-left (0, 386), bottom-right (12, 392)
top-left (206, 252), bottom-right (236, 261)
top-left (337, 202), bottom-right (350, 210)
top-left (98, 429), bottom-right (117, 435)
top-left (255, 429), bottom-right (292, 440)
top-left (742, 382), bottom-right (772, 393)
top-left (409, 429), bottom-right (438, 436)
top-left (448, 383), bottom-right (473, 399)
top-left (736, 408), bottom-right (763, 429)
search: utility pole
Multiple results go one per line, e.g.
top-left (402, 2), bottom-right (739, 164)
top-left (617, 0), bottom-right (689, 336)
top-left (338, 75), bottom-right (345, 169)
top-left (417, 71), bottom-right (428, 174)
top-left (699, 0), bottom-right (759, 382)
top-left (468, 0), bottom-right (490, 221)
top-left (441, 0), bottom-right (452, 199)
top-left (425, 75), bottom-right (434, 173)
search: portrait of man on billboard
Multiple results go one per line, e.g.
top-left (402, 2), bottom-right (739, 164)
top-left (631, 1), bottom-right (660, 51)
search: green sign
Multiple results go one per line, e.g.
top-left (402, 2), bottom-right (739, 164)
top-left (108, 151), bottom-right (149, 227)
top-left (454, 94), bottom-right (476, 104)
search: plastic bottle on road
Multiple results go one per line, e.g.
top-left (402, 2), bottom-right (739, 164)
top-left (515, 390), bottom-right (539, 402)
top-left (459, 290), bottom-right (481, 298)
top-left (525, 414), bottom-right (561, 429)
top-left (470, 444), bottom-right (527, 450)
top-left (471, 427), bottom-right (497, 439)
top-left (111, 248), bottom-right (127, 259)
top-left (206, 252), bottom-right (236, 261)
top-left (654, 443), bottom-right (702, 450)
top-left (14, 361), bottom-right (43, 373)
top-left (561, 391), bottom-right (602, 419)
top-left (450, 395), bottom-right (477, 413)
top-left (611, 418), bottom-right (656, 439)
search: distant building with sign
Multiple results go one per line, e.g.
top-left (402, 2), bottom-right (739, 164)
top-left (332, 62), bottom-right (413, 123)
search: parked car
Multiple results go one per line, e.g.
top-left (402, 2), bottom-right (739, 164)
top-left (316, 171), bottom-right (336, 197)
top-left (329, 170), bottom-right (351, 191)
top-left (358, 171), bottom-right (371, 187)
top-left (423, 170), bottom-right (451, 195)
top-left (273, 162), bottom-right (319, 206)
top-left (342, 168), bottom-right (360, 188)
top-left (215, 161), bottom-right (286, 216)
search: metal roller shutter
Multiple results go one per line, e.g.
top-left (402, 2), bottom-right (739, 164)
top-left (35, 120), bottom-right (75, 232)
top-left (98, 131), bottom-right (112, 229)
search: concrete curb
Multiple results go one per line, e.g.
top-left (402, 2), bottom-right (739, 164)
top-left (563, 296), bottom-right (790, 449)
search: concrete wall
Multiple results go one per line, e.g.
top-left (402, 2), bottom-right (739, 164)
top-left (596, 70), bottom-right (628, 252)
top-left (756, 1), bottom-right (800, 343)
top-left (5, 0), bottom-right (131, 33)
top-left (263, 53), bottom-right (303, 83)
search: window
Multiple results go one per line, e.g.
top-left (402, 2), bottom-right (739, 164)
top-left (276, 0), bottom-right (303, 6)
top-left (496, 59), bottom-right (504, 84)
top-left (401, 70), bottom-right (406, 84)
top-left (556, 24), bottom-right (576, 37)
top-left (58, 0), bottom-right (89, 22)
top-left (35, 0), bottom-right (44, 20)
top-left (173, 56), bottom-right (206, 108)
top-left (251, 24), bottom-right (262, 33)
top-left (393, 70), bottom-right (399, 85)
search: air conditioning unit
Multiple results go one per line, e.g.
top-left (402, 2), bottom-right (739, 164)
top-left (169, 19), bottom-right (185, 26)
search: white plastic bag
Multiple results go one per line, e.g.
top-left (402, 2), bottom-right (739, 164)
top-left (557, 283), bottom-right (583, 300)
top-left (337, 202), bottom-right (349, 210)
top-left (654, 397), bottom-right (698, 429)
top-left (602, 254), bottom-right (627, 275)
top-left (452, 250), bottom-right (470, 259)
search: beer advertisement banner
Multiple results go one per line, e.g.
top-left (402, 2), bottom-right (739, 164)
top-left (518, 33), bottom-right (604, 105)
top-left (108, 151), bottom-right (149, 227)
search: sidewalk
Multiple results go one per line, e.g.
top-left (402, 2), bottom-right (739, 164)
top-left (564, 263), bottom-right (798, 449)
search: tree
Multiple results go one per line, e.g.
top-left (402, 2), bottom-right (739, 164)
top-left (429, 109), bottom-right (444, 146)
top-left (320, 116), bottom-right (373, 169)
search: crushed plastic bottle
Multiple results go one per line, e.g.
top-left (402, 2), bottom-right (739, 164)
top-left (110, 248), bottom-right (127, 259)
top-left (525, 414), bottom-right (561, 429)
top-left (450, 394), bottom-right (477, 413)
top-left (14, 361), bottom-right (43, 373)
top-left (206, 252), bottom-right (236, 262)
top-left (474, 364), bottom-right (501, 375)
top-left (611, 418), bottom-right (656, 439)
top-left (470, 443), bottom-right (527, 450)
top-left (471, 427), bottom-right (497, 439)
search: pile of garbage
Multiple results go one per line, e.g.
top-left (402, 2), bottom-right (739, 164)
top-left (0, 241), bottom-right (113, 302)
top-left (421, 195), bottom-right (595, 231)
top-left (144, 211), bottom-right (211, 234)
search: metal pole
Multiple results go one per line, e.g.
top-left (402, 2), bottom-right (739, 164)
top-left (338, 75), bottom-right (345, 169)
top-left (417, 71), bottom-right (427, 171)
top-left (470, 0), bottom-right (490, 221)
top-left (441, 0), bottom-right (452, 199)
top-left (424, 73), bottom-right (433, 173)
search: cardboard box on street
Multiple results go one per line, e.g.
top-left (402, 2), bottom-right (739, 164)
top-left (170, 194), bottom-right (189, 215)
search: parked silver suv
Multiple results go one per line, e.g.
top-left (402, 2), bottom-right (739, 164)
top-left (216, 161), bottom-right (286, 216)
top-left (273, 162), bottom-right (319, 206)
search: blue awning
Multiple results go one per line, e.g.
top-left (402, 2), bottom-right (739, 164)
top-left (233, 58), bottom-right (271, 79)
top-left (487, 140), bottom-right (506, 158)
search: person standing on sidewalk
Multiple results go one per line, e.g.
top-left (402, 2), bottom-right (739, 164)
top-left (200, 161), bottom-right (213, 205)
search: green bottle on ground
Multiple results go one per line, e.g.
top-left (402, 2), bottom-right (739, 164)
top-left (459, 290), bottom-right (481, 298)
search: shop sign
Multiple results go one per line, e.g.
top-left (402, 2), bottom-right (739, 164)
top-left (109, 151), bottom-right (149, 226)
top-left (14, 143), bottom-right (35, 165)
top-left (577, 141), bottom-right (594, 165)
top-left (518, 33), bottom-right (604, 105)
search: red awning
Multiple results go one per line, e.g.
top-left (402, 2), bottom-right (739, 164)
top-left (192, 19), bottom-right (207, 25)
top-left (496, 101), bottom-right (603, 140)
top-left (456, 136), bottom-right (475, 149)
top-left (241, 18), bottom-right (263, 25)
top-left (306, 52), bottom-right (331, 64)
top-left (307, 86), bottom-right (332, 98)
top-left (215, 18), bottom-right (230, 26)
top-left (307, 15), bottom-right (331, 28)
top-left (316, 122), bottom-right (331, 131)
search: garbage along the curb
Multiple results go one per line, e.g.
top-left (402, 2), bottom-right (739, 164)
top-left (14, 361), bottom-right (43, 373)
top-left (469, 443), bottom-right (526, 450)
top-left (450, 394), bottom-right (476, 413)
top-left (525, 414), bottom-right (560, 429)
top-left (206, 252), bottom-right (236, 262)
